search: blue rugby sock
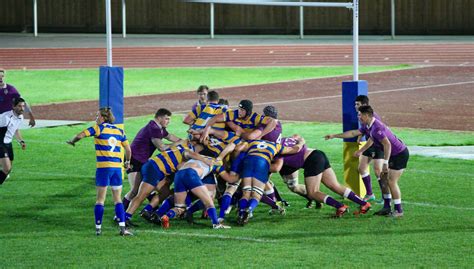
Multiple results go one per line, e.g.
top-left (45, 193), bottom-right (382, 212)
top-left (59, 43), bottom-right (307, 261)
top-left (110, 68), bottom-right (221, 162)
top-left (94, 204), bottom-right (104, 228)
top-left (238, 198), bottom-right (249, 215)
top-left (166, 209), bottom-right (177, 219)
top-left (219, 193), bottom-right (232, 218)
top-left (142, 204), bottom-right (153, 212)
top-left (207, 207), bottom-right (219, 225)
top-left (156, 197), bottom-right (173, 217)
top-left (114, 203), bottom-right (126, 227)
top-left (188, 200), bottom-right (204, 214)
top-left (248, 198), bottom-right (260, 213)
top-left (125, 212), bottom-right (133, 221)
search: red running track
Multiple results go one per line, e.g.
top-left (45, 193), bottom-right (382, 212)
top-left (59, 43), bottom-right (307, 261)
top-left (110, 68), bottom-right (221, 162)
top-left (1, 44), bottom-right (474, 69)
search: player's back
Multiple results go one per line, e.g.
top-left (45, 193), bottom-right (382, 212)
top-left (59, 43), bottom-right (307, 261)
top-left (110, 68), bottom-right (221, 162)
top-left (192, 103), bottom-right (227, 130)
top-left (88, 123), bottom-right (128, 169)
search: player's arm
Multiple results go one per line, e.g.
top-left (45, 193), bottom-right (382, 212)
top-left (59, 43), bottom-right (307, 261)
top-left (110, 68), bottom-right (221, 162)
top-left (14, 129), bottom-right (26, 150)
top-left (270, 158), bottom-right (284, 173)
top-left (67, 131), bottom-right (87, 147)
top-left (354, 138), bottom-right (374, 158)
top-left (184, 150), bottom-right (213, 167)
top-left (281, 137), bottom-right (306, 155)
top-left (380, 137), bottom-right (392, 173)
top-left (258, 118), bottom-right (277, 139)
top-left (226, 121), bottom-right (244, 136)
top-left (24, 102), bottom-right (36, 127)
top-left (201, 113), bottom-right (226, 142)
top-left (123, 142), bottom-right (132, 170)
top-left (183, 112), bottom-right (196, 125)
top-left (217, 142), bottom-right (236, 162)
top-left (152, 137), bottom-right (179, 152)
top-left (165, 133), bottom-right (183, 143)
top-left (244, 129), bottom-right (262, 140)
top-left (324, 129), bottom-right (362, 140)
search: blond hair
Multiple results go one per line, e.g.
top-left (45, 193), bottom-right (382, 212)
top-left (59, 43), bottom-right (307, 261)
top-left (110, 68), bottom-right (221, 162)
top-left (99, 107), bottom-right (115, 123)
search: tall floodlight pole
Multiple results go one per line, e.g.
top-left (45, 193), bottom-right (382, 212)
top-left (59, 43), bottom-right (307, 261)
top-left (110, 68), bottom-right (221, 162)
top-left (352, 0), bottom-right (359, 81)
top-left (210, 3), bottom-right (215, 39)
top-left (299, 0), bottom-right (304, 39)
top-left (122, 0), bottom-right (127, 38)
top-left (106, 0), bottom-right (113, 66)
top-left (33, 0), bottom-right (38, 37)
top-left (391, 0), bottom-right (395, 39)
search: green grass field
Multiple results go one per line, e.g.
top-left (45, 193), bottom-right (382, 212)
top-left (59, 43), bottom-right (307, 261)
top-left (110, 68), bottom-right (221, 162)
top-left (6, 65), bottom-right (410, 105)
top-left (1, 115), bottom-right (473, 267)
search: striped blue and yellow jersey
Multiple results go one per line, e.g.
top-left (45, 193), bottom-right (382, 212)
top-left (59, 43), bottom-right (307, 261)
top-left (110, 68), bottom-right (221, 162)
top-left (245, 140), bottom-right (286, 166)
top-left (190, 103), bottom-right (227, 130)
top-left (224, 110), bottom-right (272, 131)
top-left (206, 131), bottom-right (242, 157)
top-left (150, 142), bottom-right (195, 176)
top-left (84, 123), bottom-right (129, 169)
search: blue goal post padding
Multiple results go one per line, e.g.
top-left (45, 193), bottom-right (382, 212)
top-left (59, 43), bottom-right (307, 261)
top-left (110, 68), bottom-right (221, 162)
top-left (342, 80), bottom-right (368, 142)
top-left (99, 66), bottom-right (124, 124)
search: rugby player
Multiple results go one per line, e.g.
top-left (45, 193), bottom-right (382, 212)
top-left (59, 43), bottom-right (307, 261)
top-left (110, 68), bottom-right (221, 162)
top-left (354, 105), bottom-right (409, 217)
top-left (67, 107), bottom-right (132, 236)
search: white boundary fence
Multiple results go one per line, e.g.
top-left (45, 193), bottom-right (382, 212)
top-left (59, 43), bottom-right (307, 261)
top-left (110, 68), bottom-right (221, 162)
top-left (31, 0), bottom-right (397, 39)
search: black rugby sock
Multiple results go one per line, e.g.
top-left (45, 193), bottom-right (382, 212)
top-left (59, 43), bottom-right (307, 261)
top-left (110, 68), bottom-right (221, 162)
top-left (0, 171), bottom-right (8, 184)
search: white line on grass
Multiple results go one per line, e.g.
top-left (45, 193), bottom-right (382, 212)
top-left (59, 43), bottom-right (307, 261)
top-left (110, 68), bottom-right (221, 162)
top-left (249, 80), bottom-right (474, 107)
top-left (142, 230), bottom-right (277, 243)
top-left (275, 190), bottom-right (474, 211)
top-left (403, 201), bottom-right (474, 211)
top-left (172, 80), bottom-right (474, 113)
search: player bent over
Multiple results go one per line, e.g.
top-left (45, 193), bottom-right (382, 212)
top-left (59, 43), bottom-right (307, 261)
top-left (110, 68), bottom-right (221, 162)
top-left (272, 135), bottom-right (371, 218)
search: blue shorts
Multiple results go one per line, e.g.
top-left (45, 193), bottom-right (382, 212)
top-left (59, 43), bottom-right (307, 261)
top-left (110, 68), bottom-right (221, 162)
top-left (202, 173), bottom-right (216, 185)
top-left (141, 161), bottom-right (166, 187)
top-left (96, 168), bottom-right (123, 187)
top-left (240, 155), bottom-right (269, 183)
top-left (174, 168), bottom-right (203, 193)
top-left (230, 152), bottom-right (247, 174)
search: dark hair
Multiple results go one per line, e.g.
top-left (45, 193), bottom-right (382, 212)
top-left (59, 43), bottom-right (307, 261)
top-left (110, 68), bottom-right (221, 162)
top-left (13, 97), bottom-right (25, 107)
top-left (197, 85), bottom-right (209, 93)
top-left (263, 105), bottom-right (278, 119)
top-left (207, 90), bottom-right (219, 102)
top-left (218, 98), bottom-right (229, 106)
top-left (99, 107), bottom-right (115, 123)
top-left (355, 95), bottom-right (369, 105)
top-left (358, 105), bottom-right (374, 116)
top-left (155, 108), bottom-right (172, 118)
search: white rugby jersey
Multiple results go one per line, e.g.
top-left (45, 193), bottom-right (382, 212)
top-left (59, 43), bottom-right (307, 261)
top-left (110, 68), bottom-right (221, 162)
top-left (0, 110), bottom-right (23, 144)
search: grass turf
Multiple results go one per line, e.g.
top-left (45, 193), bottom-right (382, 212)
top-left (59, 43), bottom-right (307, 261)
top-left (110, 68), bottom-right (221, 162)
top-left (6, 65), bottom-right (410, 105)
top-left (1, 115), bottom-right (473, 267)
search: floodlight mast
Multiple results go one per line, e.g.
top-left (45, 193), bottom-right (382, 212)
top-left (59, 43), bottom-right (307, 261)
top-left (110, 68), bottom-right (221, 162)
top-left (106, 0), bottom-right (113, 66)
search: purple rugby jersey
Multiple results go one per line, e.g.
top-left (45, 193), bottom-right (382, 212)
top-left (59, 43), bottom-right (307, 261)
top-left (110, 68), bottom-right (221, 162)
top-left (0, 85), bottom-right (21, 113)
top-left (131, 120), bottom-right (169, 163)
top-left (278, 137), bottom-right (308, 168)
top-left (359, 118), bottom-right (406, 156)
top-left (259, 121), bottom-right (282, 143)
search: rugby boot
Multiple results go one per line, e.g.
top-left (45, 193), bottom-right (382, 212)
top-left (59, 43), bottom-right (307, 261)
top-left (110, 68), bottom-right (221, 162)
top-left (213, 223), bottom-right (231, 229)
top-left (335, 205), bottom-right (349, 218)
top-left (160, 215), bottom-right (170, 229)
top-left (390, 211), bottom-right (404, 218)
top-left (119, 227), bottom-right (133, 236)
top-left (354, 202), bottom-right (372, 215)
top-left (140, 210), bottom-right (153, 222)
top-left (374, 207), bottom-right (392, 216)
